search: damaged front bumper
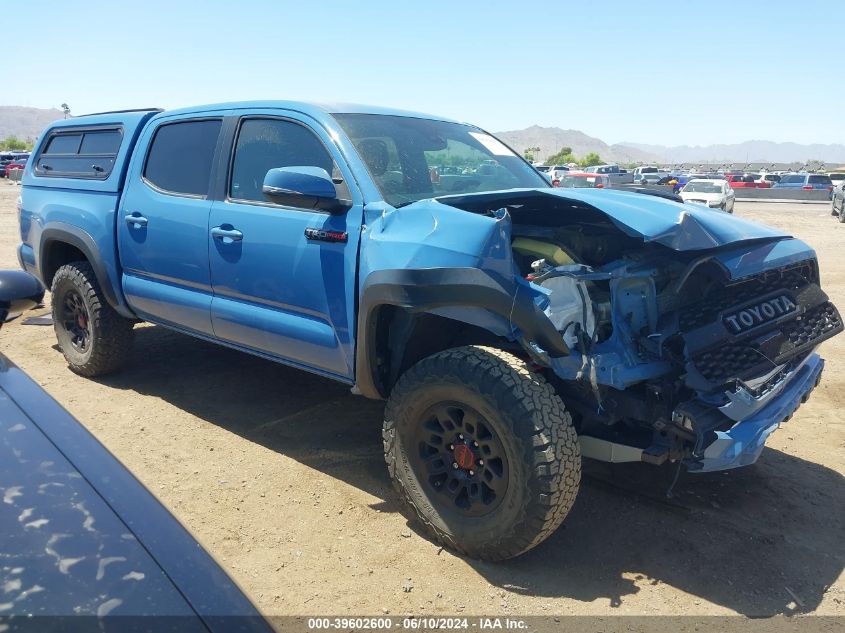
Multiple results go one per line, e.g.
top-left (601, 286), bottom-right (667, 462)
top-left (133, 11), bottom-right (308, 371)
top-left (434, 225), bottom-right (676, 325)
top-left (685, 352), bottom-right (824, 472)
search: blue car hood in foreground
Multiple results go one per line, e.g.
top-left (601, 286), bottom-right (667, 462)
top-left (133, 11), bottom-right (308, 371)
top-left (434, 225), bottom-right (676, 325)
top-left (0, 353), bottom-right (271, 632)
top-left (435, 187), bottom-right (790, 251)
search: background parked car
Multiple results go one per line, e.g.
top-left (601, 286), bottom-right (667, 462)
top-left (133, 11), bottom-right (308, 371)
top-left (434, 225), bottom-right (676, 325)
top-left (827, 172), bottom-right (845, 189)
top-left (657, 174), bottom-right (679, 186)
top-left (583, 163), bottom-right (634, 184)
top-left (756, 173), bottom-right (781, 185)
top-left (679, 178), bottom-right (735, 212)
top-left (832, 179), bottom-right (845, 222)
top-left (773, 173), bottom-right (834, 197)
top-left (635, 170), bottom-right (670, 184)
top-left (547, 164), bottom-right (570, 184)
top-left (725, 174), bottom-right (771, 188)
top-left (559, 172), bottom-right (611, 188)
top-left (3, 158), bottom-right (28, 178)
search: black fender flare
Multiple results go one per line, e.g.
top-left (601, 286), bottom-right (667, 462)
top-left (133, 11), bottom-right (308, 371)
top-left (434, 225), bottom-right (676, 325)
top-left (39, 223), bottom-right (135, 319)
top-left (354, 267), bottom-right (569, 399)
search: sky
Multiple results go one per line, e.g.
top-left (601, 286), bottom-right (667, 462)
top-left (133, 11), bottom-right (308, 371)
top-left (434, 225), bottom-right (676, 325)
top-left (5, 0), bottom-right (842, 147)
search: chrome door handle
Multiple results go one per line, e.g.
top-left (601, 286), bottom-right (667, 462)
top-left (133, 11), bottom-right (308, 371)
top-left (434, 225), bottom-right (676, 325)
top-left (210, 226), bottom-right (243, 242)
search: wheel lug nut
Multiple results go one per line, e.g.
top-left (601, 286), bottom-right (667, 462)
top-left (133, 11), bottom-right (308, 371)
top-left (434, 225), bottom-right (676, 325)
top-left (458, 434), bottom-right (464, 440)
top-left (452, 462), bottom-right (458, 469)
top-left (449, 444), bottom-right (454, 450)
top-left (473, 441), bottom-right (479, 447)
top-left (478, 459), bottom-right (484, 466)
top-left (468, 470), bottom-right (475, 476)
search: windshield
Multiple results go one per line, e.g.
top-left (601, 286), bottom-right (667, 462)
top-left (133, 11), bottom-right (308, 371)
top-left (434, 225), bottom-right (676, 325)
top-left (333, 114), bottom-right (548, 206)
top-left (683, 182), bottom-right (724, 193)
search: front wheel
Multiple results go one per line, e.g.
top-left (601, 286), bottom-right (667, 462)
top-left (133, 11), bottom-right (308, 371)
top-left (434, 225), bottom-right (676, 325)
top-left (383, 346), bottom-right (580, 560)
top-left (51, 262), bottom-right (135, 376)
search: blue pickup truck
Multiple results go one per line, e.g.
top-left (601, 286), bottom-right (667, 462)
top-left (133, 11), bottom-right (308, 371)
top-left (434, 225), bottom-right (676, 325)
top-left (17, 102), bottom-right (843, 560)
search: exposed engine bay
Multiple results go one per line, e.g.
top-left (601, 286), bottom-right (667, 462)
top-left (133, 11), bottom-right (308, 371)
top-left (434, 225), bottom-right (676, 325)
top-left (441, 190), bottom-right (844, 470)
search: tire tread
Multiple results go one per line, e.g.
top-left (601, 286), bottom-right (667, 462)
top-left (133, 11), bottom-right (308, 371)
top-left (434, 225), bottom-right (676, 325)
top-left (383, 345), bottom-right (580, 560)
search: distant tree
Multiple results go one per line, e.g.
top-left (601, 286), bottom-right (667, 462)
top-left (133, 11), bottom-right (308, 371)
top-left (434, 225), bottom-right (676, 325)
top-left (579, 152), bottom-right (603, 167)
top-left (523, 146), bottom-right (541, 163)
top-left (545, 146), bottom-right (575, 165)
top-left (0, 135), bottom-right (29, 151)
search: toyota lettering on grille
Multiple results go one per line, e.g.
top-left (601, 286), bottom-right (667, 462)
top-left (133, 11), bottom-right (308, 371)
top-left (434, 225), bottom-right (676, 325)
top-left (723, 295), bottom-right (797, 334)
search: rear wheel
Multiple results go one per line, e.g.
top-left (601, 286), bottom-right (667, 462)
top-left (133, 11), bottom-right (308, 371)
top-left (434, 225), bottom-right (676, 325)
top-left (51, 262), bottom-right (134, 376)
top-left (383, 346), bottom-right (580, 560)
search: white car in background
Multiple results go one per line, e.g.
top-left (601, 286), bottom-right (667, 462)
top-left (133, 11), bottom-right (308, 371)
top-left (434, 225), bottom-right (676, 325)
top-left (546, 165), bottom-right (570, 184)
top-left (680, 178), bottom-right (735, 213)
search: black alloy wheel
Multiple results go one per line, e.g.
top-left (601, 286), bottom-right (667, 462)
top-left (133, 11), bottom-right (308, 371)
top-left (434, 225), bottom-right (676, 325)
top-left (410, 402), bottom-right (509, 517)
top-left (60, 288), bottom-right (91, 352)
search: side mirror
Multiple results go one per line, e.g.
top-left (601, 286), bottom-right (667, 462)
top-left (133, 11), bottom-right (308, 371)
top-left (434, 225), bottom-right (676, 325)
top-left (262, 167), bottom-right (351, 214)
top-left (0, 271), bottom-right (44, 325)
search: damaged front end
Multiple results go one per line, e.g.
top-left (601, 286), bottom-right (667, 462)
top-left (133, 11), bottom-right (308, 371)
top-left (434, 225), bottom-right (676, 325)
top-left (412, 188), bottom-right (844, 472)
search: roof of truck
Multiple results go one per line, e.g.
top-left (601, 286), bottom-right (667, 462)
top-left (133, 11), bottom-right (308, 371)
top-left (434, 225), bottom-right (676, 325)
top-left (151, 100), bottom-right (461, 123)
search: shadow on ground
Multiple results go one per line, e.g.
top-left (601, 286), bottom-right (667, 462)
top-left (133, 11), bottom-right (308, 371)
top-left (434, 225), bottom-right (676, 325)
top-left (95, 326), bottom-right (844, 616)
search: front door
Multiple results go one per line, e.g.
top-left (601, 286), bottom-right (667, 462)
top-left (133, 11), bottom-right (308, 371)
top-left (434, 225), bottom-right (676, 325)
top-left (207, 114), bottom-right (363, 380)
top-left (118, 116), bottom-right (224, 336)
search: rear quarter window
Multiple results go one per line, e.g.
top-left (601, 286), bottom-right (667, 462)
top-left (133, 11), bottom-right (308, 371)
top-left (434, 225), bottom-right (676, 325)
top-left (809, 175), bottom-right (831, 185)
top-left (34, 127), bottom-right (124, 179)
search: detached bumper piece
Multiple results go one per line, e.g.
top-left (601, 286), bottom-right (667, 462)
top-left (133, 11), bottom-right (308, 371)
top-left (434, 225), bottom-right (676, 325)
top-left (681, 353), bottom-right (824, 472)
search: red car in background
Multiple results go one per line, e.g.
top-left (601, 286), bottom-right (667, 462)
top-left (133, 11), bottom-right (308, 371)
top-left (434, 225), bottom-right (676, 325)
top-left (557, 172), bottom-right (611, 189)
top-left (3, 158), bottom-right (27, 178)
top-left (725, 174), bottom-right (772, 189)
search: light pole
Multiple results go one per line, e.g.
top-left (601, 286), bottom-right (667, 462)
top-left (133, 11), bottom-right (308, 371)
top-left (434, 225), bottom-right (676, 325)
top-left (61, 103), bottom-right (71, 119)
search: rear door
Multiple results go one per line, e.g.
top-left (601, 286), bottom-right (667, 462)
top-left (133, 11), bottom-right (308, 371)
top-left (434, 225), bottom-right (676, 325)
top-left (118, 114), bottom-right (226, 335)
top-left (206, 112), bottom-right (364, 380)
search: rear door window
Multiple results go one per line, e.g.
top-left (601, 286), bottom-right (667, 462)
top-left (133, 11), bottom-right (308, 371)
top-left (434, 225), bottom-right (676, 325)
top-left (809, 175), bottom-right (831, 185)
top-left (143, 119), bottom-right (222, 196)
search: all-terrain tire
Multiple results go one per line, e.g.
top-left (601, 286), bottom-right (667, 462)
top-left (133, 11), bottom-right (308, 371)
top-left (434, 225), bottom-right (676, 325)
top-left (383, 345), bottom-right (580, 560)
top-left (51, 262), bottom-right (134, 377)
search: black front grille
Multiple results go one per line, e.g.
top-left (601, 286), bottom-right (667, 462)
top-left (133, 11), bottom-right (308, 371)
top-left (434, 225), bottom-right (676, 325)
top-left (783, 302), bottom-right (841, 346)
top-left (679, 264), bottom-right (814, 331)
top-left (692, 345), bottom-right (768, 384)
top-left (690, 301), bottom-right (841, 384)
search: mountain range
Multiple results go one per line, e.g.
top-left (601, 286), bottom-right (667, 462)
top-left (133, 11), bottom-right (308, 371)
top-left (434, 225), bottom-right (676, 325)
top-left (495, 125), bottom-right (845, 166)
top-left (0, 106), bottom-right (64, 141)
top-left (2, 107), bottom-right (843, 166)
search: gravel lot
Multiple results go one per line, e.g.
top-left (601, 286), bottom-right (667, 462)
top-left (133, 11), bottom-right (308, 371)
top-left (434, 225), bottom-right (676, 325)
top-left (1, 183), bottom-right (843, 618)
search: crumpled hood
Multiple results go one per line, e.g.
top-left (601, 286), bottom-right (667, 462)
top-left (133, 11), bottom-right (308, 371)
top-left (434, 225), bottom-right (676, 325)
top-left (433, 187), bottom-right (790, 251)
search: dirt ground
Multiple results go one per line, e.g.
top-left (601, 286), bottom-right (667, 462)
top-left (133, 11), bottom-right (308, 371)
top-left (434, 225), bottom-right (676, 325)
top-left (1, 183), bottom-right (843, 618)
